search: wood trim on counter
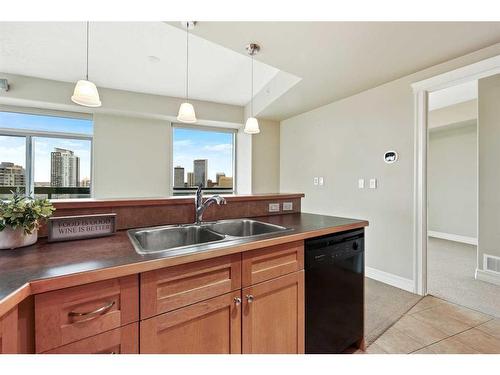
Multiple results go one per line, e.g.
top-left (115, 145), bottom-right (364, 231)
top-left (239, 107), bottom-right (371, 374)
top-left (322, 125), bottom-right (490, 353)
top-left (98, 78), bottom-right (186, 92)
top-left (0, 217), bottom-right (367, 318)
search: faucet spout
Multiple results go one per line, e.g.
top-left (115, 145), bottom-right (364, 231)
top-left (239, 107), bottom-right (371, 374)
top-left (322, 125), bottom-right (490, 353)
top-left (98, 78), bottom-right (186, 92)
top-left (194, 184), bottom-right (226, 224)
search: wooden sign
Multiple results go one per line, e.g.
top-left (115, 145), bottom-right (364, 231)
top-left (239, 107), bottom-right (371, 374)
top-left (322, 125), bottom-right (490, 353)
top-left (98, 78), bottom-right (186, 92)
top-left (48, 214), bottom-right (116, 242)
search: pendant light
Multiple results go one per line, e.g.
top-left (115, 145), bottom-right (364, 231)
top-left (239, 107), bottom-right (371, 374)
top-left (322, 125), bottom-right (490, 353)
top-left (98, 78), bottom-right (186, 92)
top-left (71, 22), bottom-right (102, 107)
top-left (244, 43), bottom-right (260, 134)
top-left (177, 21), bottom-right (197, 123)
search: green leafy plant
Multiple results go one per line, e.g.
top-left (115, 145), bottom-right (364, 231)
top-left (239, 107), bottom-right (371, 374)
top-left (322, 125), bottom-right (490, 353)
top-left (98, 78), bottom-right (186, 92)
top-left (0, 190), bottom-right (55, 234)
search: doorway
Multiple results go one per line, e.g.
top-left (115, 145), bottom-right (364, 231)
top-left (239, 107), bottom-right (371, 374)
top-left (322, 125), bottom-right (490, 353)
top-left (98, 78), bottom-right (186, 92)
top-left (413, 56), bottom-right (500, 317)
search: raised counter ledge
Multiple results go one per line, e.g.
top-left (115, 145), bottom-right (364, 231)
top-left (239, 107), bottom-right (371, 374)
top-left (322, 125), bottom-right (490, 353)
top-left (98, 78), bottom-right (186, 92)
top-left (0, 213), bottom-right (368, 316)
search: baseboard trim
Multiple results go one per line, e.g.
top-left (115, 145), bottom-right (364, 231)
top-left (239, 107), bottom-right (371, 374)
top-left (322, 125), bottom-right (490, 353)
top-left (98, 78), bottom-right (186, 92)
top-left (428, 231), bottom-right (478, 245)
top-left (475, 269), bottom-right (500, 286)
top-left (365, 267), bottom-right (415, 293)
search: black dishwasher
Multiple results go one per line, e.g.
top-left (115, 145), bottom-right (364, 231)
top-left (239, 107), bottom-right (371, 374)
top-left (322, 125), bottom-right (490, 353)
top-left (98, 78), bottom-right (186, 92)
top-left (305, 228), bottom-right (364, 354)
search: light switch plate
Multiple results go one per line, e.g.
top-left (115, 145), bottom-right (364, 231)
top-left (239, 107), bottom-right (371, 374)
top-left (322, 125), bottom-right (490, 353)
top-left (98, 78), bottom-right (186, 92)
top-left (269, 203), bottom-right (280, 212)
top-left (358, 178), bottom-right (365, 189)
top-left (369, 178), bottom-right (377, 189)
top-left (282, 202), bottom-right (293, 211)
top-left (319, 177), bottom-right (324, 186)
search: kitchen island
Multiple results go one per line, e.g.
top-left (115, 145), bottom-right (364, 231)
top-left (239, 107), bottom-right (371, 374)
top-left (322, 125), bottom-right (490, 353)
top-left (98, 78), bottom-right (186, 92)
top-left (0, 212), bottom-right (368, 354)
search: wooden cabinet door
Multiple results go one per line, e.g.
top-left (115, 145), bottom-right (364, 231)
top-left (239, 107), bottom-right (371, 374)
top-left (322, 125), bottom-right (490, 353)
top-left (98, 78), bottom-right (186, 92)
top-left (0, 307), bottom-right (18, 354)
top-left (242, 271), bottom-right (304, 354)
top-left (140, 291), bottom-right (242, 354)
top-left (44, 323), bottom-right (138, 354)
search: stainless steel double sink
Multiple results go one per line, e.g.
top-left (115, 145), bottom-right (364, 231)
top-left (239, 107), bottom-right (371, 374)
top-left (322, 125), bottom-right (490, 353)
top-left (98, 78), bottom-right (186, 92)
top-left (128, 219), bottom-right (291, 255)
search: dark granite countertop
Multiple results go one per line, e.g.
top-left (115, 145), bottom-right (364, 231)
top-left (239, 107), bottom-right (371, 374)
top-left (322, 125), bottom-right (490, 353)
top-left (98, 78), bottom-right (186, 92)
top-left (0, 213), bottom-right (368, 315)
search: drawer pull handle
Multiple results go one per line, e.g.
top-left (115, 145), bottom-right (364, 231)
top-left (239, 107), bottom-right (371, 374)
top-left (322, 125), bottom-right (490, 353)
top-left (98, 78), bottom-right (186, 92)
top-left (68, 301), bottom-right (115, 322)
top-left (246, 294), bottom-right (254, 303)
top-left (234, 297), bottom-right (242, 306)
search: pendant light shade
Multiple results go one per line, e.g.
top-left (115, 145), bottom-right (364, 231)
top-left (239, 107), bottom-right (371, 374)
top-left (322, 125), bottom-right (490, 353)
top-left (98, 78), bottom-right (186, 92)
top-left (71, 80), bottom-right (102, 107)
top-left (72, 22), bottom-right (101, 108)
top-left (177, 102), bottom-right (197, 123)
top-left (244, 43), bottom-right (260, 134)
top-left (244, 117), bottom-right (260, 134)
top-left (178, 21), bottom-right (197, 123)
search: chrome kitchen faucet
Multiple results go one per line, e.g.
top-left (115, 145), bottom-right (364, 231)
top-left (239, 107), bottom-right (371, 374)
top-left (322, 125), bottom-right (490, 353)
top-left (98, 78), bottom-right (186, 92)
top-left (195, 184), bottom-right (226, 224)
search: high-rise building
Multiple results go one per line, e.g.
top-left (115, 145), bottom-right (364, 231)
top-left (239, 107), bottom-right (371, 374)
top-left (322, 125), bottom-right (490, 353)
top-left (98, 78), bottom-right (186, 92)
top-left (216, 172), bottom-right (225, 186)
top-left (187, 172), bottom-right (195, 187)
top-left (50, 148), bottom-right (80, 187)
top-left (193, 159), bottom-right (208, 187)
top-left (218, 176), bottom-right (233, 188)
top-left (80, 177), bottom-right (91, 187)
top-left (174, 166), bottom-right (185, 188)
top-left (0, 162), bottom-right (26, 187)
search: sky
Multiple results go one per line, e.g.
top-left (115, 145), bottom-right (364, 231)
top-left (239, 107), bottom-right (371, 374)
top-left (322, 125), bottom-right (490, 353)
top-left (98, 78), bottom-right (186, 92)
top-left (0, 112), bottom-right (92, 183)
top-left (173, 127), bottom-right (233, 182)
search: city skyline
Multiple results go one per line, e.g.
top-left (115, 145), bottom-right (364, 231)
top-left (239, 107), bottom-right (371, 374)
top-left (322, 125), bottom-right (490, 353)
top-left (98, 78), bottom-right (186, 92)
top-left (174, 159), bottom-right (233, 188)
top-left (0, 112), bottom-right (92, 185)
top-left (173, 127), bottom-right (234, 184)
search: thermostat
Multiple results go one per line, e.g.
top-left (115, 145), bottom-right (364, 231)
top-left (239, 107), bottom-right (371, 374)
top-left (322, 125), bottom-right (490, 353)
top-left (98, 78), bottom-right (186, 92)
top-left (384, 150), bottom-right (399, 164)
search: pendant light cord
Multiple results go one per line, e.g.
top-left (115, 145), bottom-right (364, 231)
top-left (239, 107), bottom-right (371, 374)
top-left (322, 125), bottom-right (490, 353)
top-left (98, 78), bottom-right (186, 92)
top-left (86, 21), bottom-right (89, 81)
top-left (250, 52), bottom-right (254, 117)
top-left (186, 24), bottom-right (189, 102)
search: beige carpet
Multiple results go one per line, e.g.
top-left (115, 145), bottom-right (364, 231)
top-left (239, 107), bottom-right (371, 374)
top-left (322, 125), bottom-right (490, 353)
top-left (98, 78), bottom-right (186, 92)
top-left (428, 237), bottom-right (500, 318)
top-left (365, 277), bottom-right (422, 344)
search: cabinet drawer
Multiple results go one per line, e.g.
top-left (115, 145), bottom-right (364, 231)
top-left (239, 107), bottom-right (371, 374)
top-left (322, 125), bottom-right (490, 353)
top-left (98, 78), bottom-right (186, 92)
top-left (141, 254), bottom-right (241, 319)
top-left (140, 291), bottom-right (241, 354)
top-left (43, 323), bottom-right (138, 354)
top-left (0, 307), bottom-right (18, 354)
top-left (35, 275), bottom-right (139, 353)
top-left (242, 241), bottom-right (304, 287)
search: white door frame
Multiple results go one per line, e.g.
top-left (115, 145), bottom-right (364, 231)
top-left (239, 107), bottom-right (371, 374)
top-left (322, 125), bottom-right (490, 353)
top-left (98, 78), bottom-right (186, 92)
top-left (411, 54), bottom-right (500, 296)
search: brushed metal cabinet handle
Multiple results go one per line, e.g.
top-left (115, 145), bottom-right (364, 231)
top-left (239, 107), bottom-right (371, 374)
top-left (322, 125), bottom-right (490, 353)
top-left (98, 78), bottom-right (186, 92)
top-left (68, 300), bottom-right (115, 323)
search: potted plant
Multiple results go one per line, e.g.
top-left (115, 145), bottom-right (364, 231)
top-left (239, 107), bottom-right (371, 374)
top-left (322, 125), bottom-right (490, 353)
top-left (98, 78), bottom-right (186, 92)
top-left (0, 190), bottom-right (55, 250)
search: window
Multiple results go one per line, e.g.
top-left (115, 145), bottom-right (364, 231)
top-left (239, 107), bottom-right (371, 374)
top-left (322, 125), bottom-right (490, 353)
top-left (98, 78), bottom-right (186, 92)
top-left (172, 124), bottom-right (236, 196)
top-left (0, 109), bottom-right (93, 199)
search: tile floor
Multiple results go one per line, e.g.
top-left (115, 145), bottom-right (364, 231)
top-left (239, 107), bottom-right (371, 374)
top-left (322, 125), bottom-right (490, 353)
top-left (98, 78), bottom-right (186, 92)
top-left (362, 295), bottom-right (500, 354)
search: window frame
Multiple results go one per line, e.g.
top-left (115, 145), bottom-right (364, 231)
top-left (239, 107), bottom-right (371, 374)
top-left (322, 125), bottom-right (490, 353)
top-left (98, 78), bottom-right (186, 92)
top-left (171, 123), bottom-right (237, 196)
top-left (0, 106), bottom-right (93, 200)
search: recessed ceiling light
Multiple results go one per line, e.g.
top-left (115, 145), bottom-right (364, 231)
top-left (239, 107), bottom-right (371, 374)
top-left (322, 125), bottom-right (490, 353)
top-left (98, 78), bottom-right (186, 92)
top-left (147, 55), bottom-right (161, 63)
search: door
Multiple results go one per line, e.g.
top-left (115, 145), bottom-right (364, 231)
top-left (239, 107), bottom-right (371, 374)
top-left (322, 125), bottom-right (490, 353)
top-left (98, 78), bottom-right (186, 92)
top-left (242, 271), bottom-right (304, 354)
top-left (140, 291), bottom-right (242, 354)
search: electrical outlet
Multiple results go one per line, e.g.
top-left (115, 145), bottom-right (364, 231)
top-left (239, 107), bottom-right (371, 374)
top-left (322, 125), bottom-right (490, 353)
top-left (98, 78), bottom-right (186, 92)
top-left (313, 177), bottom-right (319, 186)
top-left (282, 202), bottom-right (293, 211)
top-left (268, 203), bottom-right (280, 212)
top-left (369, 178), bottom-right (377, 189)
top-left (358, 178), bottom-right (365, 189)
top-left (319, 177), bottom-right (324, 186)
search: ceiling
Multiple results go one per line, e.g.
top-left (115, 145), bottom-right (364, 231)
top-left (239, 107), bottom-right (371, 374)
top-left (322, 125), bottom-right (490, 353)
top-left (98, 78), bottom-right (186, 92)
top-left (0, 22), bottom-right (281, 106)
top-left (2, 22), bottom-right (500, 121)
top-left (191, 22), bottom-right (500, 120)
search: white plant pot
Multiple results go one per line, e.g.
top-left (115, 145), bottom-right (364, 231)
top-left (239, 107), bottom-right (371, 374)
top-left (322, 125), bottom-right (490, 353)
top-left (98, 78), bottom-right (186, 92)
top-left (0, 226), bottom-right (38, 250)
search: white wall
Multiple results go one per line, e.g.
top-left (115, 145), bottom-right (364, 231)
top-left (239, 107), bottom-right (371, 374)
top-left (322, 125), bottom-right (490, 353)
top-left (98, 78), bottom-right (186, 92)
top-left (478, 74), bottom-right (500, 270)
top-left (0, 73), bottom-right (286, 197)
top-left (428, 123), bottom-right (477, 238)
top-left (252, 119), bottom-right (280, 193)
top-left (280, 42), bottom-right (500, 283)
top-left (93, 114), bottom-right (171, 199)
